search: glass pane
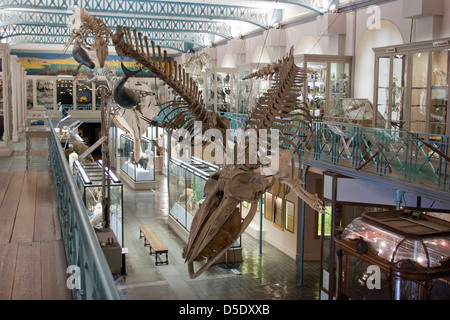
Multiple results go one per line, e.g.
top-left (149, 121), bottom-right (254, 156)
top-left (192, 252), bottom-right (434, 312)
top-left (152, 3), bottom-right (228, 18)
top-left (57, 79), bottom-right (73, 116)
top-left (329, 62), bottom-right (350, 110)
top-left (237, 68), bottom-right (250, 114)
top-left (273, 196), bottom-right (283, 228)
top-left (412, 52), bottom-right (429, 87)
top-left (36, 80), bottom-right (54, 109)
top-left (394, 279), bottom-right (422, 300)
top-left (431, 277), bottom-right (450, 299)
top-left (410, 52), bottom-right (429, 133)
top-left (170, 129), bottom-right (190, 160)
top-left (76, 81), bottom-right (93, 110)
top-left (307, 61), bottom-right (327, 117)
top-left (216, 72), bottom-right (232, 112)
top-left (376, 57), bottom-right (390, 127)
top-left (95, 80), bottom-right (109, 110)
top-left (206, 72), bottom-right (215, 112)
top-left (341, 255), bottom-right (389, 300)
top-left (252, 74), bottom-right (270, 110)
top-left (264, 192), bottom-right (273, 221)
top-left (318, 203), bottom-right (332, 236)
top-left (430, 50), bottom-right (448, 135)
top-left (285, 200), bottom-right (294, 233)
top-left (26, 79), bottom-right (34, 110)
top-left (391, 55), bottom-right (407, 128)
top-left (169, 162), bottom-right (187, 228)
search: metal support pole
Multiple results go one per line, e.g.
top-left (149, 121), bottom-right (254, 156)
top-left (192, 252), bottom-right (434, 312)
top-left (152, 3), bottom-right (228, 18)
top-left (259, 194), bottom-right (263, 255)
top-left (100, 88), bottom-right (110, 229)
top-left (395, 189), bottom-right (404, 210)
top-left (299, 165), bottom-right (309, 285)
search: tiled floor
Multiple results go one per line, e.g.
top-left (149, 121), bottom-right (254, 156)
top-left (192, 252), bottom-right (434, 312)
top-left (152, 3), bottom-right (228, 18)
top-left (0, 140), bottom-right (49, 172)
top-left (115, 173), bottom-right (321, 300)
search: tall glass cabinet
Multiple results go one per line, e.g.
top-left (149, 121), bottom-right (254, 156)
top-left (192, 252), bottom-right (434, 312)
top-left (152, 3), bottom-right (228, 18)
top-left (236, 63), bottom-right (271, 115)
top-left (373, 38), bottom-right (450, 135)
top-left (295, 54), bottom-right (352, 117)
top-left (205, 68), bottom-right (237, 113)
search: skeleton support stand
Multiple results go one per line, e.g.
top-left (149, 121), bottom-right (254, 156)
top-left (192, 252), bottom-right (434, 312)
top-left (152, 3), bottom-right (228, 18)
top-left (100, 88), bottom-right (111, 228)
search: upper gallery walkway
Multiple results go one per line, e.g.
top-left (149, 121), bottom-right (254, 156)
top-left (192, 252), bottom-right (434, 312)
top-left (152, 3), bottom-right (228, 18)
top-left (0, 138), bottom-right (72, 300)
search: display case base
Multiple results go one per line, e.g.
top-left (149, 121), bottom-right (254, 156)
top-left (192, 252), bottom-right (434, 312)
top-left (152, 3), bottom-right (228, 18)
top-left (119, 169), bottom-right (157, 190)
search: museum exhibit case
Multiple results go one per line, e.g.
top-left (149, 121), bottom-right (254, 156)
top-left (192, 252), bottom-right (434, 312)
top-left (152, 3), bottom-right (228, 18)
top-left (295, 54), bottom-right (352, 117)
top-left (323, 98), bottom-right (386, 127)
top-left (73, 160), bottom-right (123, 236)
top-left (335, 210), bottom-right (450, 300)
top-left (168, 156), bottom-right (243, 265)
top-left (73, 160), bottom-right (124, 274)
top-left (236, 66), bottom-right (250, 114)
top-left (27, 76), bottom-right (60, 113)
top-left (117, 133), bottom-right (156, 189)
top-left (205, 68), bottom-right (237, 112)
top-left (0, 44), bottom-right (13, 156)
top-left (236, 63), bottom-right (271, 114)
top-left (373, 38), bottom-right (450, 135)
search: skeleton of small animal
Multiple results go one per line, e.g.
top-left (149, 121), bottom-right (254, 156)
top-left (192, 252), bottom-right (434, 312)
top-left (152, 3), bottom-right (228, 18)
top-left (184, 52), bottom-right (210, 75)
top-left (65, 6), bottom-right (111, 68)
top-left (111, 24), bottom-right (326, 278)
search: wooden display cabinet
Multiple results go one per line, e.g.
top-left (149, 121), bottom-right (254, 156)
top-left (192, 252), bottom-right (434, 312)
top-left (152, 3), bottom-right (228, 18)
top-left (295, 54), bottom-right (352, 117)
top-left (336, 210), bottom-right (450, 300)
top-left (205, 68), bottom-right (237, 113)
top-left (373, 38), bottom-right (450, 135)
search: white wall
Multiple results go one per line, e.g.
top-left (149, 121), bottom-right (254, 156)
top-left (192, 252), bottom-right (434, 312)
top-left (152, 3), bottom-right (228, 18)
top-left (441, 0), bottom-right (450, 38)
top-left (353, 19), bottom-right (404, 102)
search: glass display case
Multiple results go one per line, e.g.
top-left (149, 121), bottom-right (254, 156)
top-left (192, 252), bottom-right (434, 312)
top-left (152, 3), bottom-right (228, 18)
top-left (73, 160), bottom-right (123, 247)
top-left (373, 38), bottom-right (450, 135)
top-left (57, 78), bottom-right (74, 109)
top-left (295, 54), bottom-right (352, 118)
top-left (335, 210), bottom-right (450, 300)
top-left (236, 63), bottom-right (271, 115)
top-left (26, 79), bottom-right (34, 110)
top-left (168, 156), bottom-right (242, 266)
top-left (26, 75), bottom-right (161, 118)
top-left (169, 157), bottom-right (218, 231)
top-left (236, 66), bottom-right (250, 114)
top-left (75, 80), bottom-right (93, 110)
top-left (205, 68), bottom-right (237, 112)
top-left (324, 98), bottom-right (386, 127)
top-left (36, 78), bottom-right (56, 109)
top-left (117, 134), bottom-right (156, 189)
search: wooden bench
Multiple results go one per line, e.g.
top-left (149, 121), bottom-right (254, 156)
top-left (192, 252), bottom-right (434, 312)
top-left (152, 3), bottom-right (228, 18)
top-left (139, 226), bottom-right (168, 265)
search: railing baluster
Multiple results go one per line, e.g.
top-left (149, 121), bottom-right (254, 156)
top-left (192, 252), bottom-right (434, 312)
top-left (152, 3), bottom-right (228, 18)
top-left (48, 118), bottom-right (120, 300)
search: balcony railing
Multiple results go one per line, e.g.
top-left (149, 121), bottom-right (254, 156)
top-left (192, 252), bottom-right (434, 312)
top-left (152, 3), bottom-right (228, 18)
top-left (220, 112), bottom-right (449, 194)
top-left (48, 119), bottom-right (121, 300)
top-left (310, 122), bottom-right (450, 192)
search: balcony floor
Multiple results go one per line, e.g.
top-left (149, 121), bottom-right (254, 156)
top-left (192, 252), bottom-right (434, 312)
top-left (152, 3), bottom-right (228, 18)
top-left (0, 140), bottom-right (72, 299)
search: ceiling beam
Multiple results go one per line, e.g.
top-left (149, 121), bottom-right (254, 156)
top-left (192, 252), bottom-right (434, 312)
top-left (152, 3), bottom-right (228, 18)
top-left (0, 24), bottom-right (202, 52)
top-left (0, 10), bottom-right (233, 39)
top-left (258, 0), bottom-right (332, 13)
top-left (0, 0), bottom-right (283, 29)
top-left (0, 9), bottom-right (231, 51)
